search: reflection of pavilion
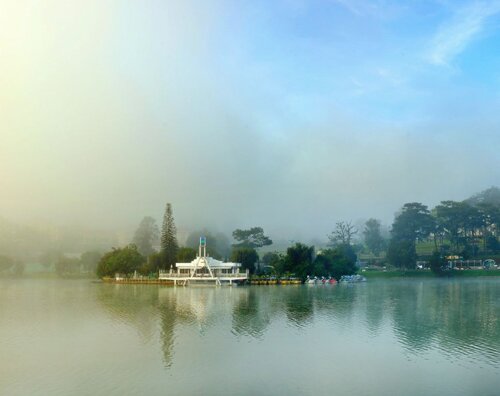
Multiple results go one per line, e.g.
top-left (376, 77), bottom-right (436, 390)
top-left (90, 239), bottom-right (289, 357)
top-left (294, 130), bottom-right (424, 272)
top-left (157, 285), bottom-right (273, 338)
top-left (158, 286), bottom-right (225, 325)
top-left (159, 237), bottom-right (248, 285)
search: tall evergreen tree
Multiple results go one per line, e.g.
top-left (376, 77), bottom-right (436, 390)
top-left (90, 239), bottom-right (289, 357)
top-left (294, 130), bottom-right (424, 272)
top-left (160, 203), bottom-right (179, 269)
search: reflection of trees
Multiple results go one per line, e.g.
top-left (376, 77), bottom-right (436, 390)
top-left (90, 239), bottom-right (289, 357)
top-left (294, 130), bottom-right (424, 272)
top-left (390, 280), bottom-right (500, 363)
top-left (282, 287), bottom-right (314, 326)
top-left (363, 283), bottom-right (388, 335)
top-left (157, 287), bottom-right (232, 366)
top-left (390, 281), bottom-right (434, 351)
top-left (433, 281), bottom-right (499, 361)
top-left (323, 285), bottom-right (357, 324)
top-left (95, 280), bottom-right (500, 370)
top-left (157, 289), bottom-right (178, 367)
top-left (233, 286), bottom-right (359, 333)
top-left (232, 288), bottom-right (271, 338)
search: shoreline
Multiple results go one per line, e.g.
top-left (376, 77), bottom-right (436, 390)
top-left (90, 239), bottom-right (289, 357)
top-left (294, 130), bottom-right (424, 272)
top-left (362, 269), bottom-right (500, 278)
top-left (2, 271), bottom-right (499, 283)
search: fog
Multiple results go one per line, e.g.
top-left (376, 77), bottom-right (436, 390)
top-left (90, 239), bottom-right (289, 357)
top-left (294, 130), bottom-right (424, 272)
top-left (1, 1), bottom-right (499, 246)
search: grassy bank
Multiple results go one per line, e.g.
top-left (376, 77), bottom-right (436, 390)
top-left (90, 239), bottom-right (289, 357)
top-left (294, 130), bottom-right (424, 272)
top-left (362, 269), bottom-right (500, 279)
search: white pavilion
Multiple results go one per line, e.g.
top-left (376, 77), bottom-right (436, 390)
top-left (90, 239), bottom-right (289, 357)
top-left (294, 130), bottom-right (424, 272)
top-left (158, 237), bottom-right (248, 286)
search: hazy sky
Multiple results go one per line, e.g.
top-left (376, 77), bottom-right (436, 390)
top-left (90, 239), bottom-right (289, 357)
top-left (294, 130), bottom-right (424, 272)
top-left (1, 0), bottom-right (499, 239)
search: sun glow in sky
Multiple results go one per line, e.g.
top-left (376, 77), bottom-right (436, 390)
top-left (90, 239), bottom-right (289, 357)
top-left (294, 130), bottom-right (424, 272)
top-left (1, 0), bottom-right (499, 237)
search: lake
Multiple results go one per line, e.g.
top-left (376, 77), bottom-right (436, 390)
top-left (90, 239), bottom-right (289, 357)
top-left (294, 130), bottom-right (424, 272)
top-left (0, 278), bottom-right (498, 396)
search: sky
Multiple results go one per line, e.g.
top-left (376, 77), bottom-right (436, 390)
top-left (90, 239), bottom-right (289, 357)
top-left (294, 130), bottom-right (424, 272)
top-left (1, 0), bottom-right (500, 240)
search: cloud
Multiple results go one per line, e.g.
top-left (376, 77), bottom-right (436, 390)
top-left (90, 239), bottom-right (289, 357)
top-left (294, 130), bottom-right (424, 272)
top-left (427, 1), bottom-right (500, 66)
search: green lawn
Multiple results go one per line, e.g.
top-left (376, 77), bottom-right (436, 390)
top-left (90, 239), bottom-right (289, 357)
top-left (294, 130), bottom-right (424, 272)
top-left (416, 241), bottom-right (437, 255)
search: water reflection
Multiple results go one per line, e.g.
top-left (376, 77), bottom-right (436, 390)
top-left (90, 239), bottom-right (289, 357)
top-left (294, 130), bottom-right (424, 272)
top-left (363, 282), bottom-right (389, 336)
top-left (2, 279), bottom-right (498, 396)
top-left (282, 287), bottom-right (315, 327)
top-left (387, 280), bottom-right (500, 364)
top-left (232, 288), bottom-right (271, 338)
top-left (95, 280), bottom-right (500, 369)
top-left (96, 283), bottom-right (159, 343)
top-left (157, 290), bottom-right (177, 367)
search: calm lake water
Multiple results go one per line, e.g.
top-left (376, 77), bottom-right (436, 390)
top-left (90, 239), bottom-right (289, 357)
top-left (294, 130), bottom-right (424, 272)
top-left (1, 278), bottom-right (499, 396)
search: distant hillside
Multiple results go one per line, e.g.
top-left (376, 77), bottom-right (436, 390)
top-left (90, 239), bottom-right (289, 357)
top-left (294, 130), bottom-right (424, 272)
top-left (465, 186), bottom-right (500, 206)
top-left (0, 217), bottom-right (121, 259)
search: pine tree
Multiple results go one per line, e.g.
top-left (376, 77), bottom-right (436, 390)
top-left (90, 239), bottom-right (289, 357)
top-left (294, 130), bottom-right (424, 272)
top-left (160, 203), bottom-right (179, 269)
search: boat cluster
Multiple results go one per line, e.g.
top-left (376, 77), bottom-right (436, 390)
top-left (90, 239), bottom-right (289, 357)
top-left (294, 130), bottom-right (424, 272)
top-left (305, 276), bottom-right (337, 285)
top-left (339, 274), bottom-right (367, 283)
top-left (250, 277), bottom-right (301, 285)
top-left (305, 274), bottom-right (367, 284)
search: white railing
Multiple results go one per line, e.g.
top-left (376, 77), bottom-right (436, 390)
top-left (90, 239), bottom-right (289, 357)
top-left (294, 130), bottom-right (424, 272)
top-left (158, 270), bottom-right (248, 278)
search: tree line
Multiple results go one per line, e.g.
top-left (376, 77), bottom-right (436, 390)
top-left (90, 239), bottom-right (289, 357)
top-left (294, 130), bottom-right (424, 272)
top-left (3, 187), bottom-right (496, 279)
top-left (318, 187), bottom-right (500, 272)
top-left (386, 187), bottom-right (500, 271)
top-left (96, 204), bottom-right (358, 280)
top-left (94, 187), bottom-right (500, 279)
